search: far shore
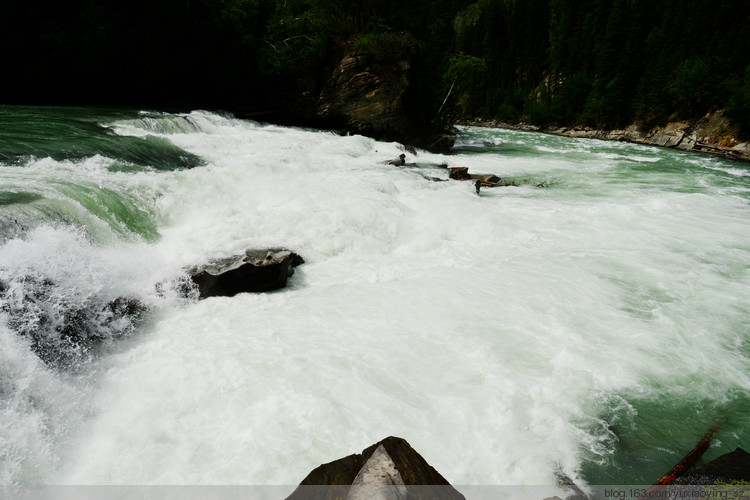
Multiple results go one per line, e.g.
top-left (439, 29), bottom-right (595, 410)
top-left (460, 112), bottom-right (750, 163)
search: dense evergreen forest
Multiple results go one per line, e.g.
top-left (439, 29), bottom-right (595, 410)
top-left (3, 0), bottom-right (750, 137)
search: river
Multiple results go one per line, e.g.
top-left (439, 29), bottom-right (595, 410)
top-left (1, 106), bottom-right (748, 492)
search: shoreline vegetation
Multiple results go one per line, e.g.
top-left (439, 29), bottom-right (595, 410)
top-left (3, 1), bottom-right (750, 154)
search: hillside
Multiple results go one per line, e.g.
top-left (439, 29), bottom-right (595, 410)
top-left (2, 0), bottom-right (749, 140)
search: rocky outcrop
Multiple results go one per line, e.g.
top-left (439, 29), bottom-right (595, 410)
top-left (318, 49), bottom-right (410, 138)
top-left (468, 110), bottom-right (750, 162)
top-left (675, 447), bottom-right (750, 485)
top-left (286, 436), bottom-right (465, 500)
top-left (188, 248), bottom-right (304, 299)
top-left (317, 34), bottom-right (454, 153)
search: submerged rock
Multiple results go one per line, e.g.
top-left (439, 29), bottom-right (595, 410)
top-left (104, 296), bottom-right (146, 319)
top-left (188, 248), bottom-right (304, 299)
top-left (287, 436), bottom-right (464, 500)
top-left (0, 274), bottom-right (146, 367)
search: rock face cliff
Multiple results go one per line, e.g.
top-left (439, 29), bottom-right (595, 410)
top-left (318, 50), bottom-right (410, 138)
top-left (316, 34), bottom-right (454, 153)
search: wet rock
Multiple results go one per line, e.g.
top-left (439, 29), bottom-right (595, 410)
top-left (384, 153), bottom-right (418, 167)
top-left (423, 133), bottom-right (456, 153)
top-left (448, 167), bottom-right (471, 180)
top-left (449, 167), bottom-right (504, 192)
top-left (104, 296), bottom-right (147, 319)
top-left (448, 167), bottom-right (499, 184)
top-left (287, 436), bottom-right (464, 500)
top-left (347, 445), bottom-right (407, 500)
top-left (385, 154), bottom-right (406, 166)
top-left (472, 173), bottom-right (502, 184)
top-left (0, 275), bottom-right (146, 367)
top-left (649, 131), bottom-right (684, 148)
top-left (675, 448), bottom-right (750, 484)
top-left (399, 144), bottom-right (418, 156)
top-left (188, 248), bottom-right (304, 299)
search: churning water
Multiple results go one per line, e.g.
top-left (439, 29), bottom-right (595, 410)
top-left (1, 106), bottom-right (748, 490)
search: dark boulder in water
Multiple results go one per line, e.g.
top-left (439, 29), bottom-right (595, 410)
top-left (188, 249), bottom-right (304, 299)
top-left (286, 436), bottom-right (464, 500)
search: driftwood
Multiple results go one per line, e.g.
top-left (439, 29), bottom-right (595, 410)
top-left (448, 166), bottom-right (549, 192)
top-left (387, 162), bottom-right (550, 192)
top-left (649, 423), bottom-right (722, 489)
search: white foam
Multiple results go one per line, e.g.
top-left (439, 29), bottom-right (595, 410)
top-left (0, 322), bottom-right (88, 485)
top-left (4, 113), bottom-right (749, 487)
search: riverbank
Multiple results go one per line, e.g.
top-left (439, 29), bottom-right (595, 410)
top-left (464, 110), bottom-right (750, 163)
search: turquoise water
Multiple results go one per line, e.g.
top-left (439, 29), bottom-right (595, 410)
top-left (0, 107), bottom-right (748, 490)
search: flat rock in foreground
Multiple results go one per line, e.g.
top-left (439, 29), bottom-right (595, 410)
top-left (286, 436), bottom-right (464, 500)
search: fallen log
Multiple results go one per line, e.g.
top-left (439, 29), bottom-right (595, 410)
top-left (651, 423), bottom-right (722, 488)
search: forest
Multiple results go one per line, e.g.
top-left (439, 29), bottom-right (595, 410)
top-left (3, 0), bottom-right (750, 137)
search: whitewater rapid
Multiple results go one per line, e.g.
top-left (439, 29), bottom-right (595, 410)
top-left (1, 109), bottom-right (748, 490)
